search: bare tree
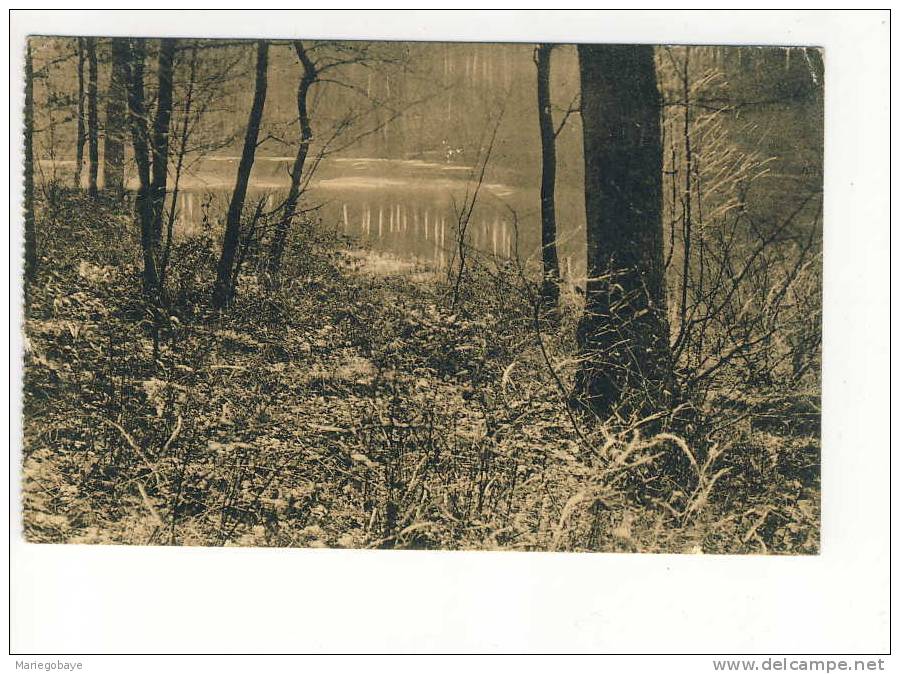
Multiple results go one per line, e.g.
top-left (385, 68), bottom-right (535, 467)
top-left (261, 40), bottom-right (416, 287)
top-left (574, 44), bottom-right (673, 418)
top-left (157, 40), bottom-right (247, 287)
top-left (103, 37), bottom-right (129, 197)
top-left (123, 39), bottom-right (159, 293)
top-left (265, 40), bottom-right (315, 285)
top-left (86, 37), bottom-right (99, 197)
top-left (655, 46), bottom-right (823, 397)
top-left (24, 39), bottom-right (37, 290)
top-left (121, 38), bottom-right (179, 296)
top-left (150, 38), bottom-right (177, 246)
top-left (212, 40), bottom-right (269, 310)
top-left (535, 43), bottom-right (561, 312)
top-left (448, 107), bottom-right (504, 309)
top-left (75, 37), bottom-right (85, 189)
top-left (159, 42), bottom-right (199, 288)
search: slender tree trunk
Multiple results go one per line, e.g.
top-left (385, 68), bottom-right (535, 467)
top-left (149, 38), bottom-right (177, 245)
top-left (75, 38), bottom-right (85, 189)
top-left (24, 39), bottom-right (37, 292)
top-left (574, 44), bottom-right (673, 418)
top-left (103, 37), bottom-right (129, 197)
top-left (266, 40), bottom-right (315, 285)
top-left (161, 43), bottom-right (198, 289)
top-left (86, 37), bottom-right (99, 197)
top-left (535, 43), bottom-right (561, 311)
top-left (212, 40), bottom-right (269, 310)
top-left (678, 48), bottom-right (693, 335)
top-left (123, 39), bottom-right (160, 294)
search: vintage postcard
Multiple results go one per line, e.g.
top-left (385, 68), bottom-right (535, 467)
top-left (20, 35), bottom-right (824, 554)
top-left (11, 8), bottom-right (895, 662)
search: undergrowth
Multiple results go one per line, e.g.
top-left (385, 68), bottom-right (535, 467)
top-left (21, 190), bottom-right (820, 553)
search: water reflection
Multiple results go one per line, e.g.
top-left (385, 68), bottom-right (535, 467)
top-left (40, 156), bottom-right (587, 277)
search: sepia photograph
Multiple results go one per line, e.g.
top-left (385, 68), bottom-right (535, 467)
top-left (9, 8), bottom-right (890, 660)
top-left (21, 34), bottom-right (824, 553)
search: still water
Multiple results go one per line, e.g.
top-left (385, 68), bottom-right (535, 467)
top-left (105, 156), bottom-right (587, 277)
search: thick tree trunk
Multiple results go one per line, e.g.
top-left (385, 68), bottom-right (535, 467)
top-left (574, 44), bottom-right (673, 418)
top-left (212, 40), bottom-right (269, 310)
top-left (86, 37), bottom-right (99, 198)
top-left (535, 43), bottom-right (561, 311)
top-left (122, 39), bottom-right (160, 294)
top-left (24, 39), bottom-right (37, 291)
top-left (266, 40), bottom-right (315, 285)
top-left (75, 38), bottom-right (85, 189)
top-left (103, 38), bottom-right (129, 197)
top-left (149, 38), bottom-right (177, 245)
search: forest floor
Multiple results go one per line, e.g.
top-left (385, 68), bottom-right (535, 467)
top-left (21, 192), bottom-right (820, 553)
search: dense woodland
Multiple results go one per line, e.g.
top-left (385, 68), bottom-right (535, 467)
top-left (22, 37), bottom-right (822, 552)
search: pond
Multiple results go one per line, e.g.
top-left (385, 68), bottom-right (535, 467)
top-left (156, 156), bottom-right (588, 278)
top-left (37, 143), bottom-right (818, 285)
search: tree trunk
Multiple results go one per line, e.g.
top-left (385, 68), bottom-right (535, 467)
top-left (123, 39), bottom-right (160, 294)
top-left (103, 37), bottom-right (129, 197)
top-left (574, 44), bottom-right (673, 418)
top-left (149, 38), bottom-right (177, 245)
top-left (24, 39), bottom-right (37, 292)
top-left (86, 37), bottom-right (99, 198)
top-left (75, 38), bottom-right (85, 189)
top-left (535, 43), bottom-right (561, 311)
top-left (160, 43), bottom-right (199, 289)
top-left (266, 40), bottom-right (315, 285)
top-left (212, 40), bottom-right (269, 310)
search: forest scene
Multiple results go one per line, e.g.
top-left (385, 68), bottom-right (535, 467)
top-left (21, 37), bottom-right (823, 553)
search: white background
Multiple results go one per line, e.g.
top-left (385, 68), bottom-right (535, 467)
top-left (5, 8), bottom-right (892, 664)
